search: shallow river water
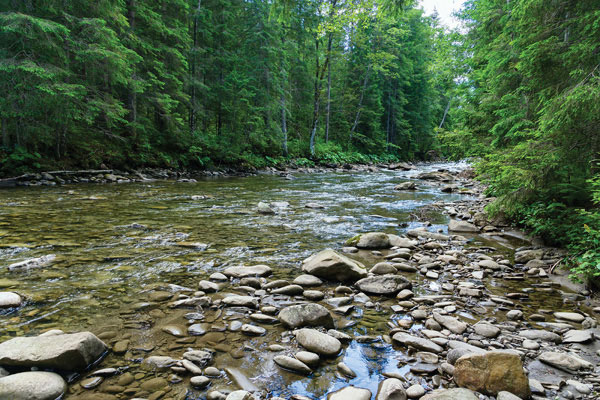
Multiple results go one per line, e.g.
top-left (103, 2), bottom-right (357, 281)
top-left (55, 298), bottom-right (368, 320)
top-left (0, 162), bottom-right (591, 399)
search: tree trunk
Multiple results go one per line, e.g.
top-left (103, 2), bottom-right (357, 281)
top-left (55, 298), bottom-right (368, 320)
top-left (325, 34), bottom-right (332, 143)
top-left (386, 89), bottom-right (391, 152)
top-left (281, 92), bottom-right (288, 157)
top-left (439, 98), bottom-right (451, 129)
top-left (349, 64), bottom-right (372, 142)
top-left (2, 118), bottom-right (8, 149)
top-left (127, 0), bottom-right (137, 138)
top-left (309, 0), bottom-right (337, 157)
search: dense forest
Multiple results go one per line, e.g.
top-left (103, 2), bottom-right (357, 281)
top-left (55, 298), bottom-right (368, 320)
top-left (2, 0), bottom-right (600, 278)
top-left (438, 0), bottom-right (600, 280)
top-left (0, 0), bottom-right (452, 173)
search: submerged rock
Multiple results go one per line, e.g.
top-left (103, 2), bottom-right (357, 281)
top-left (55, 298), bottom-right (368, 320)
top-left (278, 303), bottom-right (334, 329)
top-left (0, 332), bottom-right (107, 371)
top-left (8, 255), bottom-right (56, 271)
top-left (453, 351), bottom-right (530, 399)
top-left (0, 371), bottom-right (66, 400)
top-left (302, 249), bottom-right (367, 282)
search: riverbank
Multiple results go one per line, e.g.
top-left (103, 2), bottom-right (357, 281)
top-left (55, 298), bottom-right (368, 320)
top-left (0, 163), bottom-right (598, 399)
top-left (0, 160), bottom-right (417, 187)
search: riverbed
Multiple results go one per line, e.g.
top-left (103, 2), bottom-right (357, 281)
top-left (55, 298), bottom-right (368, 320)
top-left (0, 162), bottom-right (597, 400)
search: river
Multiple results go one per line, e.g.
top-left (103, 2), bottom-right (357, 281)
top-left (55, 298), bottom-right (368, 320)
top-left (0, 162), bottom-right (594, 399)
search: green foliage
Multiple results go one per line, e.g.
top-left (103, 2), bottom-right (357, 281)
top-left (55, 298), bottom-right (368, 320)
top-left (452, 0), bottom-right (600, 282)
top-left (0, 0), bottom-right (449, 175)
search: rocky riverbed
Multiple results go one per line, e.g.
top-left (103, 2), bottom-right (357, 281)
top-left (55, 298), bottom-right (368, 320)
top-left (0, 162), bottom-right (598, 400)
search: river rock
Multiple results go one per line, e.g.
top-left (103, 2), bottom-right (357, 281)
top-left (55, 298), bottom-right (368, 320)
top-left (225, 368), bottom-right (259, 392)
top-left (514, 249), bottom-right (544, 263)
top-left (199, 280), bottom-right (220, 292)
top-left (273, 355), bottom-right (311, 374)
top-left (394, 181), bottom-right (417, 191)
top-left (448, 220), bottom-right (479, 233)
top-left (453, 351), bottom-right (531, 399)
top-left (0, 292), bottom-right (22, 308)
top-left (241, 324), bottom-right (266, 336)
top-left (553, 312), bottom-right (585, 323)
top-left (538, 351), bottom-right (593, 372)
top-left (406, 384), bottom-right (425, 399)
top-left (433, 312), bottom-right (467, 334)
top-left (392, 333), bottom-right (443, 353)
top-left (8, 255), bottom-right (56, 271)
top-left (563, 329), bottom-right (593, 343)
top-left (473, 323), bottom-right (500, 338)
top-left (223, 265), bottom-right (272, 278)
top-left (191, 375), bottom-right (211, 389)
top-left (328, 386), bottom-right (371, 400)
top-left (375, 378), bottom-right (407, 400)
top-left (293, 274), bottom-right (323, 286)
top-left (279, 303), bottom-right (334, 329)
top-left (296, 329), bottom-right (341, 356)
top-left (222, 295), bottom-right (258, 308)
top-left (183, 350), bottom-right (213, 367)
top-left (257, 202), bottom-right (275, 214)
top-left (143, 355), bottom-right (177, 369)
top-left (302, 249), bottom-right (367, 282)
top-left (0, 331), bottom-right (107, 371)
top-left (355, 232), bottom-right (391, 249)
top-left (226, 391), bottom-right (255, 400)
top-left (355, 275), bottom-right (411, 295)
top-left (370, 262), bottom-right (397, 275)
top-left (519, 329), bottom-right (561, 343)
top-left (295, 351), bottom-right (320, 367)
top-left (0, 371), bottom-right (66, 400)
top-left (421, 388), bottom-right (479, 400)
top-left (271, 284), bottom-right (303, 295)
top-left (388, 235), bottom-right (418, 248)
top-left (496, 391), bottom-right (522, 400)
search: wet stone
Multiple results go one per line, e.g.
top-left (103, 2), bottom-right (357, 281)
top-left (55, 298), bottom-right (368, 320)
top-left (190, 376), bottom-right (211, 389)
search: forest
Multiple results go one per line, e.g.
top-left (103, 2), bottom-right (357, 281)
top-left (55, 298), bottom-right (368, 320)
top-left (1, 0), bottom-right (600, 278)
top-left (0, 0), bottom-right (451, 173)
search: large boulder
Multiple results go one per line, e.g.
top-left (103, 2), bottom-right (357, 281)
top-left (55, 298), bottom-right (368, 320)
top-left (223, 265), bottom-right (272, 278)
top-left (0, 332), bottom-right (107, 371)
top-left (355, 275), bottom-right (411, 296)
top-left (0, 371), bottom-right (66, 400)
top-left (296, 329), bottom-right (341, 356)
top-left (421, 388), bottom-right (479, 400)
top-left (302, 250), bottom-right (367, 282)
top-left (448, 220), bottom-right (479, 233)
top-left (453, 351), bottom-right (530, 399)
top-left (355, 232), bottom-right (391, 249)
top-left (278, 303), bottom-right (334, 329)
